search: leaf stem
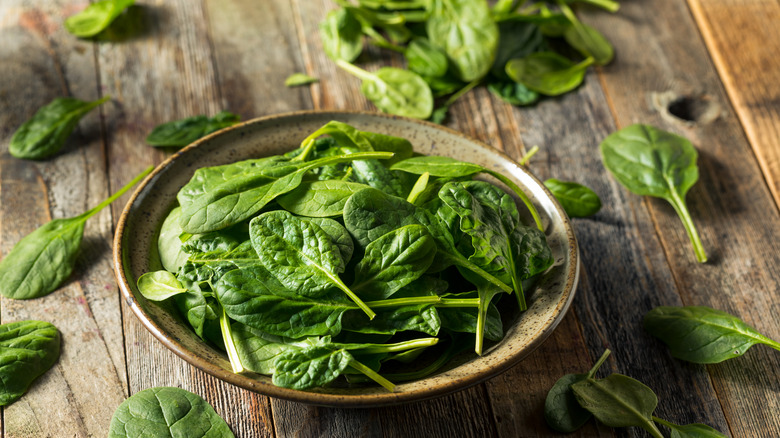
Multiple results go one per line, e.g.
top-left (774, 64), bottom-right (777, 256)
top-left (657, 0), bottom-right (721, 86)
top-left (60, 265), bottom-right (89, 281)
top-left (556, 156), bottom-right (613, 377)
top-left (484, 169), bottom-right (544, 231)
top-left (330, 274), bottom-right (377, 320)
top-left (666, 189), bottom-right (707, 263)
top-left (82, 166), bottom-right (154, 220)
top-left (336, 59), bottom-right (377, 83)
top-left (435, 298), bottom-right (480, 307)
top-left (518, 145), bottom-right (539, 166)
top-left (587, 349), bottom-right (611, 378)
top-left (219, 308), bottom-right (245, 374)
top-left (348, 359), bottom-right (396, 391)
top-left (354, 337), bottom-right (439, 354)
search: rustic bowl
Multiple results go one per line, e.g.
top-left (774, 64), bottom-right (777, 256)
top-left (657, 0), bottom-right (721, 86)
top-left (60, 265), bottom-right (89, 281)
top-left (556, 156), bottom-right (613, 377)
top-left (113, 110), bottom-right (579, 408)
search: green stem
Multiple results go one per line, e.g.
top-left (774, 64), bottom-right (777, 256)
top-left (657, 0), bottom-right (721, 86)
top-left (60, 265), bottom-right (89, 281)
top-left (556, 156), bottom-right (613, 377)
top-left (82, 166), bottom-right (154, 220)
top-left (219, 308), bottom-right (245, 374)
top-left (484, 169), bottom-right (544, 231)
top-left (349, 359), bottom-right (396, 391)
top-left (667, 190), bottom-right (708, 263)
top-left (354, 337), bottom-right (438, 354)
top-left (406, 172), bottom-right (430, 204)
top-left (513, 279), bottom-right (526, 311)
top-left (444, 79), bottom-right (481, 107)
top-left (578, 0), bottom-right (620, 13)
top-left (336, 59), bottom-right (377, 83)
top-left (518, 145), bottom-right (539, 166)
top-left (476, 303), bottom-right (487, 355)
top-left (586, 349), bottom-right (611, 378)
top-left (330, 274), bottom-right (376, 320)
top-left (366, 295), bottom-right (441, 308)
top-left (434, 298), bottom-right (480, 308)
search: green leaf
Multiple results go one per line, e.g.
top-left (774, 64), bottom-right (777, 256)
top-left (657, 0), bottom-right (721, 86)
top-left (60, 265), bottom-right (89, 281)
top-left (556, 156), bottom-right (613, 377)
top-left (544, 178), bottom-right (601, 217)
top-left (277, 180), bottom-right (368, 217)
top-left (0, 167), bottom-right (152, 299)
top-left (285, 73), bottom-right (319, 87)
top-left (544, 349), bottom-right (610, 433)
top-left (157, 207), bottom-right (190, 272)
top-left (426, 0), bottom-right (499, 82)
top-left (272, 346), bottom-right (354, 389)
top-left (336, 61), bottom-right (434, 119)
top-left (9, 96), bottom-right (109, 160)
top-left (600, 124), bottom-right (707, 262)
top-left (65, 0), bottom-right (134, 38)
top-left (571, 373), bottom-right (663, 437)
top-left (107, 386), bottom-right (235, 438)
top-left (643, 306), bottom-right (780, 363)
top-left (506, 52), bottom-right (594, 96)
top-left (0, 320), bottom-right (60, 406)
top-left (405, 37), bottom-right (449, 78)
top-left (230, 322), bottom-right (311, 375)
top-left (487, 80), bottom-right (539, 106)
top-left (146, 111), bottom-right (241, 148)
top-left (137, 270), bottom-right (187, 301)
top-left (320, 8), bottom-right (363, 62)
top-left (653, 417), bottom-right (728, 438)
top-left (558, 2), bottom-right (614, 65)
top-left (491, 19), bottom-right (544, 79)
top-left (391, 156), bottom-right (483, 178)
top-left (352, 225), bottom-right (437, 300)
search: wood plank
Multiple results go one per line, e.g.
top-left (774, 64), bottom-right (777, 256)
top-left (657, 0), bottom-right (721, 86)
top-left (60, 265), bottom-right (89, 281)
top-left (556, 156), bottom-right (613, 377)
top-left (687, 0), bottom-right (780, 208)
top-left (96, 1), bottom-right (273, 436)
top-left (582, 1), bottom-right (780, 436)
top-left (0, 1), bottom-right (127, 436)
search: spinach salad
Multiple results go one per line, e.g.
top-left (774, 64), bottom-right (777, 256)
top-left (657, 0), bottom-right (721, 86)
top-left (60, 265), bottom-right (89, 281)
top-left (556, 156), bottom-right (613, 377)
top-left (138, 121), bottom-right (553, 391)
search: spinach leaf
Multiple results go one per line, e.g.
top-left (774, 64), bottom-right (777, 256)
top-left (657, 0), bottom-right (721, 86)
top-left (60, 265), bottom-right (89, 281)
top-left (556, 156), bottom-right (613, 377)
top-left (487, 80), bottom-right (539, 106)
top-left (65, 0), bottom-right (134, 38)
top-left (336, 60), bottom-right (433, 119)
top-left (643, 306), bottom-right (780, 363)
top-left (230, 322), bottom-right (314, 375)
top-left (146, 111), bottom-right (241, 148)
top-left (571, 373), bottom-right (664, 437)
top-left (175, 264), bottom-right (224, 343)
top-left (437, 291), bottom-right (503, 342)
top-left (285, 73), bottom-right (319, 87)
top-left (157, 206), bottom-right (189, 272)
top-left (249, 210), bottom-right (375, 319)
top-left (10, 96), bottom-right (109, 160)
top-left (304, 217), bottom-right (355, 265)
top-left (600, 124), bottom-right (707, 262)
top-left (350, 159), bottom-right (409, 197)
top-left (137, 270), bottom-right (187, 301)
top-left (426, 0), bottom-right (499, 82)
top-left (653, 417), bottom-right (728, 438)
top-left (506, 52), bottom-right (594, 96)
top-left (277, 180), bottom-right (368, 217)
top-left (558, 2), bottom-right (613, 65)
top-left (0, 320), bottom-right (60, 406)
top-left (351, 224), bottom-right (437, 300)
top-left (0, 166), bottom-right (152, 300)
top-left (405, 37), bottom-right (449, 78)
top-left (492, 19), bottom-right (544, 79)
top-left (544, 349), bottom-right (610, 432)
top-left (107, 386), bottom-right (235, 438)
top-left (320, 8), bottom-right (364, 62)
top-left (544, 178), bottom-right (602, 217)
top-left (178, 150), bottom-right (393, 233)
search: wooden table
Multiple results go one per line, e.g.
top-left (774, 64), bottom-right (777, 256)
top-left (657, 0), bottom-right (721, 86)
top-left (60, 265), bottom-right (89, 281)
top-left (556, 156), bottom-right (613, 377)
top-left (2, 1), bottom-right (779, 436)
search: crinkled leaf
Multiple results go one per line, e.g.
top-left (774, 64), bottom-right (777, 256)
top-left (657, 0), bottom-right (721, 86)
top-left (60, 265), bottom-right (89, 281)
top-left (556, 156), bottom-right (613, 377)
top-left (277, 180), bottom-right (368, 217)
top-left (272, 346), bottom-right (353, 389)
top-left (0, 320), bottom-right (60, 406)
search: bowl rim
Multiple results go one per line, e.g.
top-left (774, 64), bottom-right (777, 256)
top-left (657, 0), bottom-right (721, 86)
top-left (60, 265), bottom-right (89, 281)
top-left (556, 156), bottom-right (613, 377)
top-left (112, 109), bottom-right (579, 407)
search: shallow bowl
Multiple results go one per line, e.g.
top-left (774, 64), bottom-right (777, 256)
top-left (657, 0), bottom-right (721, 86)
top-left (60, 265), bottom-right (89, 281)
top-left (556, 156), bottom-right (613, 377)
top-left (113, 110), bottom-right (579, 408)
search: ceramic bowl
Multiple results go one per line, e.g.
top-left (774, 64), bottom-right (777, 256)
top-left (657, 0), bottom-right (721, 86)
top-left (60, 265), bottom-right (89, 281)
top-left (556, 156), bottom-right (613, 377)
top-left (113, 110), bottom-right (579, 407)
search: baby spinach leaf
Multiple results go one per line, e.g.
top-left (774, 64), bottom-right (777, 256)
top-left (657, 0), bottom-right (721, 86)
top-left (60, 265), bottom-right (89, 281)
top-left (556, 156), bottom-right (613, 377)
top-left (437, 291), bottom-right (503, 342)
top-left (600, 124), bottom-right (707, 262)
top-left (0, 320), bottom-right (61, 406)
top-left (146, 111), bottom-right (241, 148)
top-left (276, 180), bottom-right (368, 217)
top-left (643, 306), bottom-right (780, 363)
top-left (544, 349), bottom-right (611, 433)
top-left (342, 302), bottom-right (441, 336)
top-left (178, 150), bottom-right (392, 233)
top-left (304, 217), bottom-right (355, 265)
top-left (352, 225), bottom-right (437, 300)
top-left (249, 210), bottom-right (375, 319)
top-left (107, 386), bottom-right (235, 438)
top-left (572, 373), bottom-right (663, 437)
top-left (336, 60), bottom-right (434, 119)
top-left (230, 322), bottom-right (314, 375)
top-left (487, 80), bottom-right (539, 106)
top-left (405, 37), bottom-right (449, 78)
top-left (350, 159), bottom-right (409, 197)
top-left (426, 0), bottom-right (499, 82)
top-left (320, 8), bottom-right (364, 62)
top-left (175, 264), bottom-right (224, 343)
top-left (10, 96), bottom-right (110, 160)
top-left (543, 178), bottom-right (602, 217)
top-left (0, 166), bottom-right (152, 300)
top-left (272, 346), bottom-right (356, 389)
top-left (506, 52), bottom-right (594, 96)
top-left (492, 19), bottom-right (544, 79)
top-left (137, 270), bottom-right (187, 301)
top-left (558, 1), bottom-right (613, 65)
top-left (65, 0), bottom-right (134, 38)
top-left (284, 73), bottom-right (319, 87)
top-left (157, 206), bottom-right (189, 272)
top-left (653, 417), bottom-right (728, 438)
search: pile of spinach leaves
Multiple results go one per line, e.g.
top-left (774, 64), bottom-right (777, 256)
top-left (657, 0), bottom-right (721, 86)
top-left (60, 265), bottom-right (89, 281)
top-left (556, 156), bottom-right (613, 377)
top-left (138, 121), bottom-right (553, 390)
top-left (317, 0), bottom-right (618, 122)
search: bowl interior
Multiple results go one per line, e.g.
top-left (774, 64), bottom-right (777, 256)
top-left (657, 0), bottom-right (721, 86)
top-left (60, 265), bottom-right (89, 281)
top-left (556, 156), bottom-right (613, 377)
top-left (113, 111), bottom-right (578, 407)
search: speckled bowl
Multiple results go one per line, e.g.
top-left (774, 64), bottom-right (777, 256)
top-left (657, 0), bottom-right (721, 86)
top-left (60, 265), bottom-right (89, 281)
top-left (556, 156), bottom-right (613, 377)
top-left (113, 110), bottom-right (579, 407)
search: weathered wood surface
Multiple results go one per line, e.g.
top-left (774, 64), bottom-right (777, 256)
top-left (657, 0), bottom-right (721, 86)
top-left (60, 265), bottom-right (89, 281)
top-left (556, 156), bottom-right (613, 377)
top-left (1, 0), bottom-right (779, 437)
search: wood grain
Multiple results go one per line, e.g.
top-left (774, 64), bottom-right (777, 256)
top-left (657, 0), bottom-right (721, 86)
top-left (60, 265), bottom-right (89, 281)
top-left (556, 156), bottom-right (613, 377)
top-left (585, 0), bottom-right (780, 436)
top-left (0, 1), bottom-right (127, 436)
top-left (687, 0), bottom-right (780, 209)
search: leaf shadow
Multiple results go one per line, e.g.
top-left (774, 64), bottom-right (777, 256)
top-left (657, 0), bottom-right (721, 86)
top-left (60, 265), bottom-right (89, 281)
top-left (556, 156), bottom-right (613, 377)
top-left (91, 5), bottom-right (155, 43)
